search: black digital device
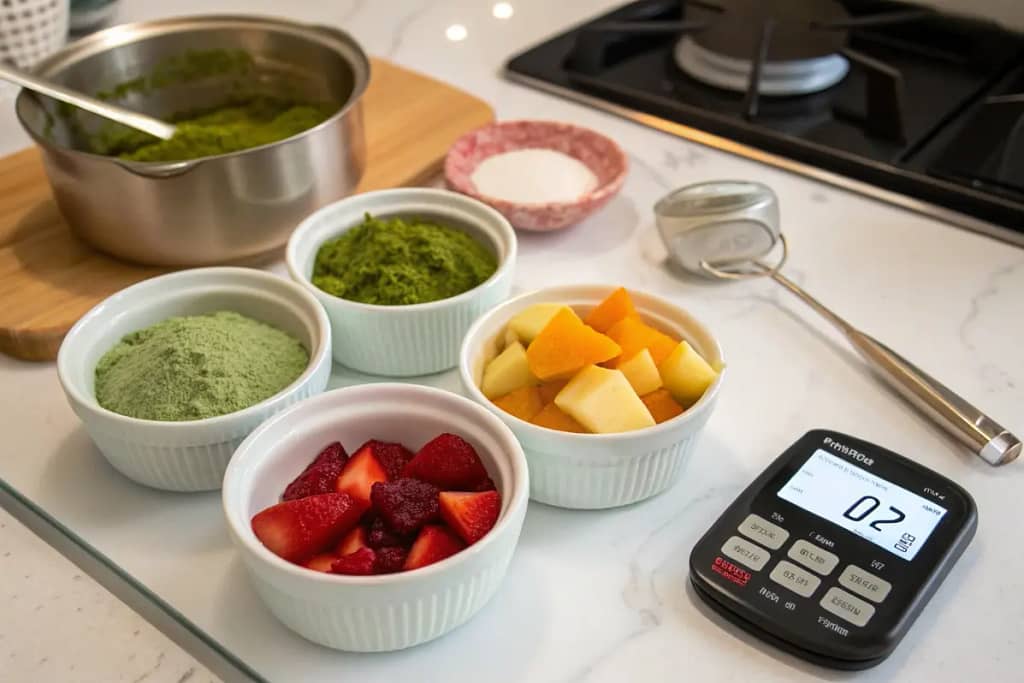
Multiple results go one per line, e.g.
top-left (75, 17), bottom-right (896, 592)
top-left (689, 430), bottom-right (977, 670)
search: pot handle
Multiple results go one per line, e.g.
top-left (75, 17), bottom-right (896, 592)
top-left (115, 159), bottom-right (202, 178)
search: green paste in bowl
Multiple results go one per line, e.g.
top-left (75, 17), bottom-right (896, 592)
top-left (311, 213), bottom-right (499, 306)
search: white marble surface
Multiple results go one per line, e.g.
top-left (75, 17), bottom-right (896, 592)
top-left (0, 508), bottom-right (219, 682)
top-left (1, 1), bottom-right (1023, 681)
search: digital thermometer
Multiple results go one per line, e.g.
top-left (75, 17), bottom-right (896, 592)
top-left (690, 430), bottom-right (976, 669)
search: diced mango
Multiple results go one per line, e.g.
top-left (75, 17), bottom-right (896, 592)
top-left (537, 380), bottom-right (569, 405)
top-left (526, 309), bottom-right (621, 381)
top-left (641, 388), bottom-right (685, 424)
top-left (503, 326), bottom-right (520, 349)
top-left (493, 386), bottom-right (544, 421)
top-left (530, 402), bottom-right (587, 433)
top-left (584, 287), bottom-right (637, 333)
top-left (554, 365), bottom-right (655, 434)
top-left (617, 348), bottom-right (663, 396)
top-left (481, 341), bottom-right (537, 399)
top-left (508, 303), bottom-right (576, 344)
top-left (659, 340), bottom-right (718, 407)
top-left (605, 316), bottom-right (679, 368)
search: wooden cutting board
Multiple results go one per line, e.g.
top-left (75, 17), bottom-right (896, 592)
top-left (0, 58), bottom-right (493, 362)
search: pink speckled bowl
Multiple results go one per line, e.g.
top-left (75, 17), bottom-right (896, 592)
top-left (444, 120), bottom-right (628, 231)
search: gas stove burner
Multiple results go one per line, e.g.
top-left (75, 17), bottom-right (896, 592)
top-left (675, 0), bottom-right (853, 96)
top-left (674, 35), bottom-right (850, 96)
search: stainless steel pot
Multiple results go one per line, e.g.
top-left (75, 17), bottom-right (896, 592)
top-left (16, 15), bottom-right (369, 266)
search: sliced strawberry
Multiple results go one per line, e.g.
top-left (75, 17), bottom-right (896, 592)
top-left (439, 490), bottom-right (501, 544)
top-left (336, 525), bottom-right (369, 555)
top-left (251, 492), bottom-right (363, 563)
top-left (356, 440), bottom-right (415, 481)
top-left (366, 515), bottom-right (413, 549)
top-left (471, 476), bottom-right (497, 492)
top-left (374, 546), bottom-right (408, 574)
top-left (304, 554), bottom-right (338, 573)
top-left (404, 525), bottom-right (466, 571)
top-left (331, 547), bottom-right (377, 576)
top-left (282, 442), bottom-right (349, 501)
top-left (335, 445), bottom-right (388, 507)
top-left (371, 478), bottom-right (440, 535)
top-left (401, 433), bottom-right (489, 491)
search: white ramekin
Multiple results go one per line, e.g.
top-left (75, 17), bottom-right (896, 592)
top-left (222, 383), bottom-right (529, 652)
top-left (286, 188), bottom-right (516, 377)
top-left (459, 284), bottom-right (725, 510)
top-left (56, 267), bottom-right (332, 492)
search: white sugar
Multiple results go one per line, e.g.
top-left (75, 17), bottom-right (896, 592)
top-left (470, 148), bottom-right (599, 204)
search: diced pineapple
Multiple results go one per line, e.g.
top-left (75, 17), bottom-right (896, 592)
top-left (481, 342), bottom-right (537, 399)
top-left (659, 340), bottom-right (718, 407)
top-left (507, 303), bottom-right (576, 344)
top-left (503, 326), bottom-right (520, 349)
top-left (617, 348), bottom-right (663, 396)
top-left (554, 365), bottom-right (655, 434)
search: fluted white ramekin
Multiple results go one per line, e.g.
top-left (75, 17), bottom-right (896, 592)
top-left (222, 383), bottom-right (529, 652)
top-left (459, 284), bottom-right (725, 510)
top-left (56, 268), bottom-right (332, 492)
top-left (286, 188), bottom-right (516, 377)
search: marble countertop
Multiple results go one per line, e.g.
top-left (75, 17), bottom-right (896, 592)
top-left (1, 1), bottom-right (1023, 681)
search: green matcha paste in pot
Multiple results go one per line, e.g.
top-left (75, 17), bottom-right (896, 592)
top-left (94, 311), bottom-right (309, 421)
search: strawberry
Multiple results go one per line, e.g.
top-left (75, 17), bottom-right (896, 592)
top-left (251, 492), bottom-right (363, 563)
top-left (335, 444), bottom-right (388, 507)
top-left (304, 554), bottom-right (338, 573)
top-left (336, 525), bottom-right (369, 555)
top-left (439, 490), bottom-right (500, 544)
top-left (471, 477), bottom-right (497, 492)
top-left (401, 433), bottom-right (489, 491)
top-left (374, 546), bottom-right (408, 574)
top-left (404, 525), bottom-right (466, 571)
top-left (366, 515), bottom-right (413, 549)
top-left (356, 440), bottom-right (414, 481)
top-left (282, 442), bottom-right (349, 501)
top-left (331, 547), bottom-right (377, 575)
top-left (370, 478), bottom-right (440, 535)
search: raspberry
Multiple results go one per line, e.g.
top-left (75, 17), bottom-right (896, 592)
top-left (370, 478), bottom-right (440, 535)
top-left (374, 546), bottom-right (408, 574)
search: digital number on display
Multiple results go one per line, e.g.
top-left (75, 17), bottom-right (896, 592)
top-left (777, 450), bottom-right (947, 561)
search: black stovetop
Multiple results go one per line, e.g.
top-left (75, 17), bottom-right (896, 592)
top-left (506, 0), bottom-right (1024, 241)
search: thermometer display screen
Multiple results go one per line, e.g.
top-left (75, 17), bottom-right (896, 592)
top-left (777, 449), bottom-right (947, 561)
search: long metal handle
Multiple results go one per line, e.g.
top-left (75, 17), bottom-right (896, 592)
top-left (770, 269), bottom-right (1021, 466)
top-left (0, 62), bottom-right (176, 140)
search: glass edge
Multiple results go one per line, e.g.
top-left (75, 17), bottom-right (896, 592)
top-left (0, 476), bottom-right (269, 683)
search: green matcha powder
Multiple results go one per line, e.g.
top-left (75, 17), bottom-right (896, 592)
top-left (312, 214), bottom-right (498, 305)
top-left (95, 311), bottom-right (309, 421)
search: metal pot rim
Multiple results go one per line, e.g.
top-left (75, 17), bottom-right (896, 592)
top-left (15, 14), bottom-right (371, 170)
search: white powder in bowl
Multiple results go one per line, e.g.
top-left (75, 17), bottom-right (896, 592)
top-left (470, 148), bottom-right (599, 204)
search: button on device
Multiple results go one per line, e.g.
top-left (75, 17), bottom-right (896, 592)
top-left (738, 513), bottom-right (790, 550)
top-left (769, 560), bottom-right (821, 598)
top-left (721, 535), bottom-right (770, 571)
top-left (838, 565), bottom-right (892, 603)
top-left (788, 539), bottom-right (839, 575)
top-left (820, 587), bottom-right (876, 627)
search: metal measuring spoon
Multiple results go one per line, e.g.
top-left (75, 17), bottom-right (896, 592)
top-left (0, 61), bottom-right (176, 140)
top-left (655, 180), bottom-right (1021, 467)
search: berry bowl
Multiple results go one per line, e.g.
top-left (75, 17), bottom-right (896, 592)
top-left (222, 383), bottom-right (529, 652)
top-left (444, 119), bottom-right (628, 231)
top-left (56, 267), bottom-right (332, 492)
top-left (286, 187), bottom-right (516, 377)
top-left (459, 284), bottom-right (725, 510)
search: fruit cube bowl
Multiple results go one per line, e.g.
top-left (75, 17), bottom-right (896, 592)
top-left (459, 285), bottom-right (725, 510)
top-left (222, 383), bottom-right (529, 652)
